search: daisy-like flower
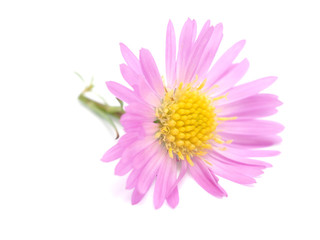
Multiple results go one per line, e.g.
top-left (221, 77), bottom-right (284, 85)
top-left (102, 19), bottom-right (283, 208)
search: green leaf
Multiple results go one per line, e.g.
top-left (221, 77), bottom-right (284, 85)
top-left (116, 98), bottom-right (124, 110)
top-left (74, 72), bottom-right (85, 82)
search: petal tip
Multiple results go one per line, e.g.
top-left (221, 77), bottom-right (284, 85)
top-left (239, 39), bottom-right (246, 46)
top-left (153, 201), bottom-right (163, 210)
top-left (119, 42), bottom-right (127, 52)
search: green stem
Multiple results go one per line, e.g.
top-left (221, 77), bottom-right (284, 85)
top-left (78, 92), bottom-right (125, 139)
top-left (78, 94), bottom-right (125, 119)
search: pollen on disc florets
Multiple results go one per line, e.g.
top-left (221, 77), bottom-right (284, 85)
top-left (155, 80), bottom-right (217, 166)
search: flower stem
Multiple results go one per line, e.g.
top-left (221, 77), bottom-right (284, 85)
top-left (78, 94), bottom-right (124, 119)
top-left (77, 82), bottom-right (125, 139)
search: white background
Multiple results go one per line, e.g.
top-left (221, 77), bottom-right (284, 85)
top-left (1, 0), bottom-right (319, 239)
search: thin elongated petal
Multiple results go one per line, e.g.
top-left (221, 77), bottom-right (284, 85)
top-left (133, 141), bottom-right (160, 169)
top-left (218, 94), bottom-right (282, 118)
top-left (210, 162), bottom-right (257, 185)
top-left (120, 43), bottom-right (142, 74)
top-left (210, 150), bottom-right (273, 168)
top-left (166, 187), bottom-right (179, 208)
top-left (120, 64), bottom-right (136, 87)
top-left (120, 113), bottom-right (154, 125)
top-left (101, 144), bottom-right (123, 163)
top-left (166, 20), bottom-right (176, 88)
top-left (120, 115), bottom-right (149, 135)
top-left (137, 149), bottom-right (166, 194)
top-left (131, 189), bottom-right (145, 205)
top-left (136, 76), bottom-right (161, 106)
top-left (114, 157), bottom-right (132, 176)
top-left (139, 48), bottom-right (165, 96)
top-left (115, 137), bottom-right (156, 176)
top-left (142, 122), bottom-right (158, 136)
top-left (106, 81), bottom-right (141, 104)
top-left (189, 159), bottom-right (227, 197)
top-left (167, 160), bottom-right (187, 197)
top-left (101, 134), bottom-right (137, 162)
top-left (126, 169), bottom-right (141, 189)
top-left (218, 120), bottom-right (284, 135)
top-left (124, 102), bottom-right (154, 118)
top-left (154, 156), bottom-right (173, 209)
top-left (217, 76), bottom-right (277, 105)
top-left (197, 23), bottom-right (223, 79)
top-left (119, 64), bottom-right (145, 93)
top-left (184, 26), bottom-right (214, 83)
top-left (210, 58), bottom-right (249, 96)
top-left (220, 107), bottom-right (278, 119)
top-left (207, 151), bottom-right (268, 172)
top-left (205, 40), bottom-right (246, 89)
top-left (224, 148), bottom-right (280, 158)
top-left (197, 20), bottom-right (211, 40)
top-left (119, 64), bottom-right (161, 106)
top-left (177, 19), bottom-right (197, 82)
top-left (220, 132), bottom-right (282, 148)
top-left (166, 159), bottom-right (179, 208)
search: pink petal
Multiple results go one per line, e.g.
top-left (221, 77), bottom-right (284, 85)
top-left (127, 136), bottom-right (156, 157)
top-left (218, 94), bottom-right (282, 119)
top-left (166, 20), bottom-right (176, 88)
top-left (124, 102), bottom-right (154, 118)
top-left (225, 148), bottom-right (280, 158)
top-left (189, 159), bottom-right (227, 198)
top-left (166, 160), bottom-right (187, 197)
top-left (131, 188), bottom-right (145, 205)
top-left (136, 149), bottom-right (166, 194)
top-left (210, 149), bottom-right (273, 168)
top-left (207, 151), bottom-right (267, 173)
top-left (133, 141), bottom-right (161, 170)
top-left (120, 64), bottom-right (161, 106)
top-left (142, 122), bottom-right (158, 136)
top-left (114, 137), bottom-right (155, 176)
top-left (136, 75), bottom-right (161, 106)
top-left (153, 156), bottom-right (174, 209)
top-left (126, 169), bottom-right (141, 189)
top-left (217, 76), bottom-right (277, 105)
top-left (139, 48), bottom-right (164, 97)
top-left (101, 134), bottom-right (137, 162)
top-left (106, 81), bottom-right (141, 104)
top-left (114, 157), bottom-right (132, 176)
top-left (210, 162), bottom-right (257, 185)
top-left (101, 144), bottom-right (122, 163)
top-left (120, 116), bottom-right (147, 134)
top-left (119, 64), bottom-right (139, 90)
top-left (184, 26), bottom-right (214, 83)
top-left (197, 23), bottom-right (223, 79)
top-left (166, 159), bottom-right (179, 208)
top-left (210, 58), bottom-right (249, 96)
top-left (176, 19), bottom-right (197, 83)
top-left (190, 19), bottom-right (197, 43)
top-left (120, 112), bottom-right (154, 124)
top-left (220, 132), bottom-right (282, 148)
top-left (205, 40), bottom-right (246, 89)
top-left (120, 114), bottom-right (154, 136)
top-left (166, 187), bottom-right (179, 208)
top-left (197, 20), bottom-right (211, 40)
top-left (218, 119), bottom-right (284, 135)
top-left (121, 122), bottom-right (143, 135)
top-left (120, 43), bottom-right (142, 74)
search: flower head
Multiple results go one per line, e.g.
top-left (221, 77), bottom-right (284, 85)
top-left (102, 19), bottom-right (283, 208)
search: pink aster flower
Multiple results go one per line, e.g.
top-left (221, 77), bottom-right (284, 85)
top-left (102, 19), bottom-right (283, 208)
